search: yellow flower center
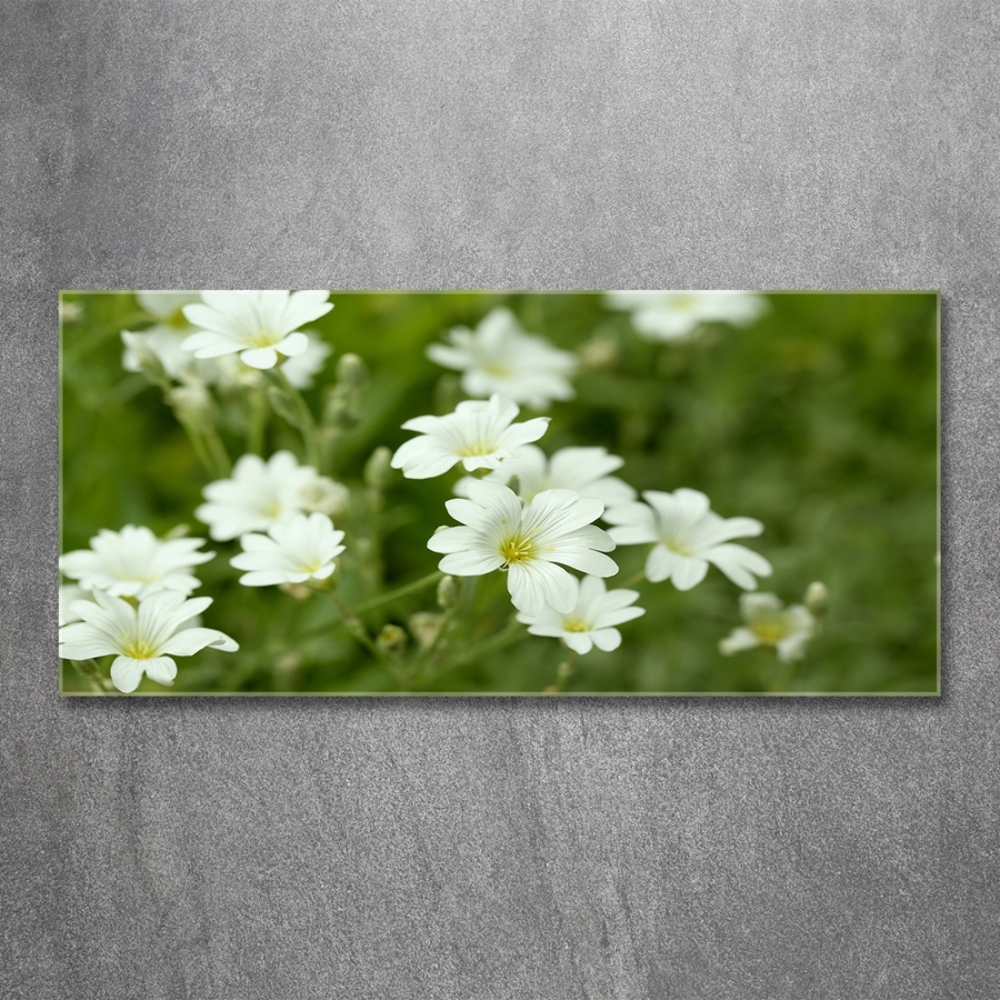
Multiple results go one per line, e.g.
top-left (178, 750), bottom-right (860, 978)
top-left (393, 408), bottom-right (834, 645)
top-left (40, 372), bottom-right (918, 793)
top-left (261, 499), bottom-right (283, 518)
top-left (299, 560), bottom-right (323, 574)
top-left (663, 537), bottom-right (695, 557)
top-left (499, 533), bottom-right (537, 565)
top-left (121, 637), bottom-right (157, 660)
top-left (458, 438), bottom-right (498, 458)
top-left (671, 294), bottom-right (696, 311)
top-left (750, 620), bottom-right (788, 645)
top-left (481, 361), bottom-right (513, 377)
top-left (246, 328), bottom-right (281, 348)
top-left (562, 618), bottom-right (590, 633)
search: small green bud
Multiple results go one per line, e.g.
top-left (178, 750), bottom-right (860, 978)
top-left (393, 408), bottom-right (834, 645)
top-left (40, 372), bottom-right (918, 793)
top-left (167, 379), bottom-right (214, 422)
top-left (409, 612), bottom-right (444, 649)
top-left (804, 582), bottom-right (828, 616)
top-left (163, 523), bottom-right (191, 540)
top-left (278, 582), bottom-right (314, 601)
top-left (364, 446), bottom-right (393, 489)
top-left (578, 332), bottom-right (619, 369)
top-left (267, 386), bottom-right (302, 427)
top-left (336, 352), bottom-right (369, 388)
top-left (436, 575), bottom-right (460, 609)
top-left (322, 384), bottom-right (360, 429)
top-left (376, 623), bottom-right (408, 656)
top-left (298, 477), bottom-right (351, 519)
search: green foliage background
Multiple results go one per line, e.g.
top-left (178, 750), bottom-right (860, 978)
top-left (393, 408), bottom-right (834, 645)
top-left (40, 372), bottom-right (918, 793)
top-left (60, 291), bottom-right (939, 695)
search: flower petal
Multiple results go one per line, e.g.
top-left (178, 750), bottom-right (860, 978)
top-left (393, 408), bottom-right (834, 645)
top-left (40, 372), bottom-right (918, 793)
top-left (240, 347), bottom-right (279, 369)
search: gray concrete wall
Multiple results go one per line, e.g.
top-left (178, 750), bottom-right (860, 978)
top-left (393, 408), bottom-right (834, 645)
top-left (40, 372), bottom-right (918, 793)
top-left (3, 3), bottom-right (997, 997)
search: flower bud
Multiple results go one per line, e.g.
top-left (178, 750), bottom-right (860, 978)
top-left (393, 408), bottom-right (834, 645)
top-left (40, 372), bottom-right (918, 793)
top-left (322, 384), bottom-right (360, 429)
top-left (436, 574), bottom-right (460, 609)
top-left (298, 477), bottom-right (351, 520)
top-left (364, 447), bottom-right (393, 489)
top-left (578, 332), bottom-right (619, 369)
top-left (804, 582), bottom-right (828, 616)
top-left (278, 582), bottom-right (314, 601)
top-left (170, 379), bottom-right (214, 418)
top-left (409, 612), bottom-right (444, 649)
top-left (59, 299), bottom-right (83, 323)
top-left (122, 331), bottom-right (169, 386)
top-left (376, 623), bottom-right (408, 656)
top-left (164, 523), bottom-right (191, 540)
top-left (336, 352), bottom-right (369, 388)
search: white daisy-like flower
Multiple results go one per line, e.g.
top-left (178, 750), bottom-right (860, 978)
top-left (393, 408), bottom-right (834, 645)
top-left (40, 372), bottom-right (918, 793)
top-left (195, 450), bottom-right (323, 541)
top-left (181, 290), bottom-right (333, 371)
top-left (604, 488), bottom-right (772, 591)
top-left (278, 332), bottom-right (332, 388)
top-left (59, 584), bottom-right (95, 626)
top-left (59, 525), bottom-right (214, 599)
top-left (457, 444), bottom-right (636, 507)
top-left (516, 575), bottom-right (645, 655)
top-left (427, 480), bottom-right (618, 615)
top-left (390, 394), bottom-right (550, 480)
top-left (58, 589), bottom-right (238, 693)
top-left (719, 593), bottom-right (816, 663)
top-left (122, 292), bottom-right (203, 380)
top-left (427, 308), bottom-right (578, 409)
top-left (231, 512), bottom-right (346, 587)
top-left (606, 290), bottom-right (768, 342)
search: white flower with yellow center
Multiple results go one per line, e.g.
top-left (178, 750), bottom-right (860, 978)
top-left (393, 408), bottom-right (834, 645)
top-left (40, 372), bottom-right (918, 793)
top-left (231, 512), bottom-right (346, 587)
top-left (457, 444), bottom-right (636, 507)
top-left (390, 394), bottom-right (550, 480)
top-left (59, 525), bottom-right (214, 599)
top-left (195, 450), bottom-right (323, 541)
top-left (58, 589), bottom-right (238, 693)
top-left (606, 290), bottom-right (768, 342)
top-left (181, 290), bottom-right (333, 370)
top-left (427, 308), bottom-right (578, 409)
top-left (604, 488), bottom-right (772, 591)
top-left (427, 480), bottom-right (618, 615)
top-left (516, 575), bottom-right (645, 655)
top-left (719, 593), bottom-right (816, 663)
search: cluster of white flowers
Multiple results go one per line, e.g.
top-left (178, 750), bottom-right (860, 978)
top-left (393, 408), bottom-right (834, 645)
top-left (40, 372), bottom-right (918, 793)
top-left (63, 288), bottom-right (805, 693)
top-left (605, 290), bottom-right (768, 342)
top-left (58, 524), bottom-right (237, 692)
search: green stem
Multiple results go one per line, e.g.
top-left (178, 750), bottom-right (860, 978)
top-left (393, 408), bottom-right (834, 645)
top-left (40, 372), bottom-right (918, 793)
top-left (271, 368), bottom-right (321, 469)
top-left (436, 620), bottom-right (528, 677)
top-left (177, 418), bottom-right (217, 478)
top-left (73, 658), bottom-right (115, 693)
top-left (202, 424), bottom-right (231, 477)
top-left (548, 650), bottom-right (580, 693)
top-left (295, 571), bottom-right (446, 645)
top-left (248, 388), bottom-right (269, 455)
top-left (327, 591), bottom-right (409, 690)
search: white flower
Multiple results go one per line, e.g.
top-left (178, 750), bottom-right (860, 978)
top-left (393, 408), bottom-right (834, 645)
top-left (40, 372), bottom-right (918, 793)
top-left (457, 444), bottom-right (636, 507)
top-left (58, 589), bottom-right (238, 693)
top-left (137, 291), bottom-right (202, 319)
top-left (606, 290), bottom-right (768, 342)
top-left (427, 480), bottom-right (618, 615)
top-left (59, 585), bottom-right (94, 626)
top-left (390, 394), bottom-right (550, 480)
top-left (427, 308), bottom-right (578, 409)
top-left (231, 512), bottom-right (346, 587)
top-left (604, 488), bottom-right (771, 591)
top-left (516, 575), bottom-right (645, 655)
top-left (297, 475), bottom-right (351, 519)
top-left (59, 525), bottom-right (214, 599)
top-left (719, 593), bottom-right (816, 663)
top-left (181, 290), bottom-right (333, 370)
top-left (279, 332), bottom-right (332, 388)
top-left (195, 450), bottom-right (323, 541)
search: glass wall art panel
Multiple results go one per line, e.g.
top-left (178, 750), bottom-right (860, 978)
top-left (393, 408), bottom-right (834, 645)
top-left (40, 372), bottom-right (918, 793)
top-left (59, 291), bottom-right (939, 695)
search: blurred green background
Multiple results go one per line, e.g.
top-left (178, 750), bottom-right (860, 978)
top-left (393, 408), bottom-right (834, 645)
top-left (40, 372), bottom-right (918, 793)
top-left (60, 291), bottom-right (939, 695)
